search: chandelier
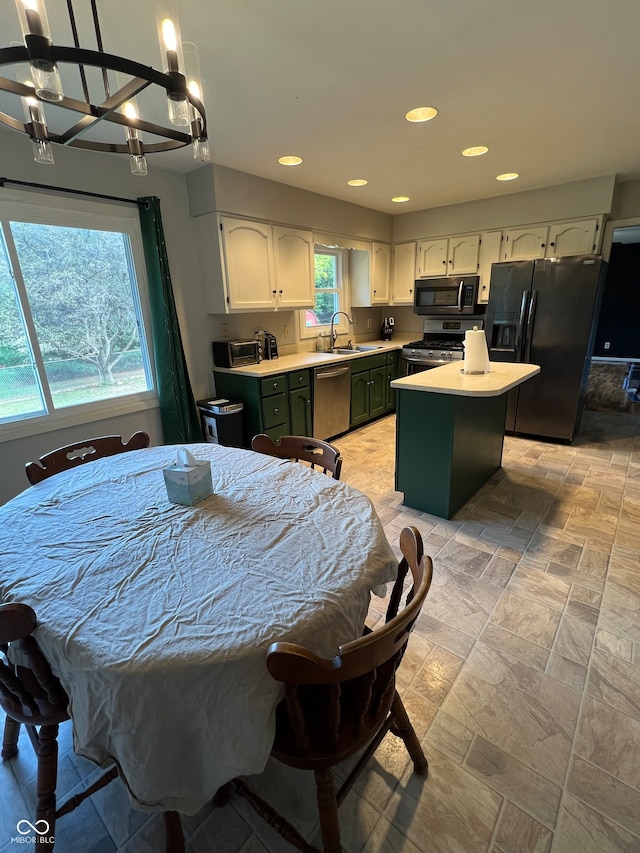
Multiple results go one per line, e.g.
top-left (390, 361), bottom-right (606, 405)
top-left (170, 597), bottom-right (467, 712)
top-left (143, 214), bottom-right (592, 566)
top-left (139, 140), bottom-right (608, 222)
top-left (0, 0), bottom-right (209, 175)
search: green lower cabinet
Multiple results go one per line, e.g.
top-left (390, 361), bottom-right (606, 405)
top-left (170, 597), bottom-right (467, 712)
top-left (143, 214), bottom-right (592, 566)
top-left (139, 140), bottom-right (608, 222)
top-left (385, 351), bottom-right (400, 412)
top-left (350, 371), bottom-right (371, 426)
top-left (395, 388), bottom-right (508, 519)
top-left (289, 385), bottom-right (312, 435)
top-left (350, 352), bottom-right (395, 426)
top-left (213, 368), bottom-right (311, 446)
top-left (369, 366), bottom-right (387, 418)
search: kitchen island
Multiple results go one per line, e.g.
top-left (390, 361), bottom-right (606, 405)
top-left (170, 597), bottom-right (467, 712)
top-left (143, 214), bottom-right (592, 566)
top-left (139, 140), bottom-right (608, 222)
top-left (391, 361), bottom-right (540, 519)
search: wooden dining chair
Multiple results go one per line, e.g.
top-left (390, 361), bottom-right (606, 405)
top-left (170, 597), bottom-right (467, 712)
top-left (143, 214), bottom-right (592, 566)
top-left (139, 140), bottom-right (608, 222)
top-left (251, 434), bottom-right (343, 480)
top-left (234, 526), bottom-right (433, 853)
top-left (25, 431), bottom-right (150, 485)
top-left (0, 602), bottom-right (185, 853)
top-left (0, 603), bottom-right (118, 851)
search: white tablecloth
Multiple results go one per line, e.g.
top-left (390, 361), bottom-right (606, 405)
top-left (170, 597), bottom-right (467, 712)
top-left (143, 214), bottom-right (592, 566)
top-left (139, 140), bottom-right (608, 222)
top-left (0, 444), bottom-right (396, 814)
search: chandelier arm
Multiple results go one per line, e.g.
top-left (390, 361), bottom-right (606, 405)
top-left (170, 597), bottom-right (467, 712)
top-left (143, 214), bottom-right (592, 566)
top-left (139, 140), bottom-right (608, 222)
top-left (0, 45), bottom-right (205, 124)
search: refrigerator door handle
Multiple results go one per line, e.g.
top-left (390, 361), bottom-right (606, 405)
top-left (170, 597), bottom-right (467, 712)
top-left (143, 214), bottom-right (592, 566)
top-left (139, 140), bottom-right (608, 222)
top-left (514, 291), bottom-right (529, 360)
top-left (524, 290), bottom-right (538, 362)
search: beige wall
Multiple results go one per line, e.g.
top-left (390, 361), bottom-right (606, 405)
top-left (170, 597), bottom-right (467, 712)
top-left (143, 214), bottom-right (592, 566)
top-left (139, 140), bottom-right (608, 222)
top-left (392, 175), bottom-right (617, 241)
top-left (188, 164), bottom-right (393, 242)
top-left (611, 177), bottom-right (640, 220)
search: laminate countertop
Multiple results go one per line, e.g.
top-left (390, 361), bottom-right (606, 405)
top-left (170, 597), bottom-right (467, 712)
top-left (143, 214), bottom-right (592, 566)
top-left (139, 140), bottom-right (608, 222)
top-left (212, 338), bottom-right (416, 378)
top-left (391, 361), bottom-right (540, 397)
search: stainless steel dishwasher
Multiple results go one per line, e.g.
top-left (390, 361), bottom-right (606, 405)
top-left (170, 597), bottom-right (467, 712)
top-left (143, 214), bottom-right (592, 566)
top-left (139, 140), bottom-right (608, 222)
top-left (313, 363), bottom-right (351, 440)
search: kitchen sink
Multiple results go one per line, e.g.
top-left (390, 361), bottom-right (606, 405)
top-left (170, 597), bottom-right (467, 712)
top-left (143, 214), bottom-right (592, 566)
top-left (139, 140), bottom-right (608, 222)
top-left (328, 345), bottom-right (383, 354)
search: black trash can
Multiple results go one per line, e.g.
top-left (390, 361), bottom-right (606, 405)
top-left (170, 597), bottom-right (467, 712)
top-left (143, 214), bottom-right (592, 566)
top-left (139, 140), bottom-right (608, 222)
top-left (197, 399), bottom-right (244, 447)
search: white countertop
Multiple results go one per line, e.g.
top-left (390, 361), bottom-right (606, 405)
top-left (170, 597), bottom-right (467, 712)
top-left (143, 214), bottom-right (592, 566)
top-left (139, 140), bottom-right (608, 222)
top-left (212, 337), bottom-right (416, 377)
top-left (391, 361), bottom-right (540, 397)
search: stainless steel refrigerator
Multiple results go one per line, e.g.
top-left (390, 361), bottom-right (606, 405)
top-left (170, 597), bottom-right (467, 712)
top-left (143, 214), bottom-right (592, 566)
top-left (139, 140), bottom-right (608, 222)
top-left (485, 255), bottom-right (607, 441)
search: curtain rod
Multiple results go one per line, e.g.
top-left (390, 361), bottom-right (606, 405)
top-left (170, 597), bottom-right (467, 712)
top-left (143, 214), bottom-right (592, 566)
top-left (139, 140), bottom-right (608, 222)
top-left (0, 177), bottom-right (140, 206)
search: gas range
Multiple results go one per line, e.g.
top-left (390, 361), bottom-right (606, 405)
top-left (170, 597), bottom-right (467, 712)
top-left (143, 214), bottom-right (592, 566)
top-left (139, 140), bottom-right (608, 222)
top-left (402, 318), bottom-right (484, 371)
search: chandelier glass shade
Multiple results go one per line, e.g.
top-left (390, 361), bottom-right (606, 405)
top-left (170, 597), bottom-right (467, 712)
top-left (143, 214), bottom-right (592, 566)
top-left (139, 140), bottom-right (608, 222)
top-left (1, 0), bottom-right (209, 175)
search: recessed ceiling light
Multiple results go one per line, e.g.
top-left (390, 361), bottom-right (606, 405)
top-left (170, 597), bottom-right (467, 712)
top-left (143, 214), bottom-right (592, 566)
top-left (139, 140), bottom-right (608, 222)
top-left (392, 196), bottom-right (410, 203)
top-left (278, 155), bottom-right (303, 166)
top-left (496, 172), bottom-right (519, 181)
top-left (405, 106), bottom-right (438, 123)
top-left (347, 179), bottom-right (368, 187)
top-left (462, 146), bottom-right (489, 157)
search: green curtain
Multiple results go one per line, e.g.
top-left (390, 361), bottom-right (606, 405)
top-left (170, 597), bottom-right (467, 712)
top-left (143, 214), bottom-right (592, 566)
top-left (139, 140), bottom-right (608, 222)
top-left (138, 196), bottom-right (203, 443)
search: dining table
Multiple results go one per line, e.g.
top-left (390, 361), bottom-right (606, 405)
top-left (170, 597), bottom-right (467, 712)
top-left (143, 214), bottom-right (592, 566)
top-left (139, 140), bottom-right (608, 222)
top-left (0, 443), bottom-right (397, 815)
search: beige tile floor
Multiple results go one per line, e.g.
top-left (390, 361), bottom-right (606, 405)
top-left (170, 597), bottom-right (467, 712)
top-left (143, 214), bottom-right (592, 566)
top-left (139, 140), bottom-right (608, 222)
top-left (2, 410), bottom-right (639, 852)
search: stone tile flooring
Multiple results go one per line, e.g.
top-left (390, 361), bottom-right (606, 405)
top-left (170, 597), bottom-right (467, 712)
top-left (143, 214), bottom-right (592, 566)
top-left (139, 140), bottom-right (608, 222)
top-left (2, 410), bottom-right (639, 852)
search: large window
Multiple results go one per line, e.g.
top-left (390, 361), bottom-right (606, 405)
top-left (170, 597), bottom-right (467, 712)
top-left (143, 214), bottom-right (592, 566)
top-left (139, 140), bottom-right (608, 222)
top-left (0, 194), bottom-right (154, 429)
top-left (300, 246), bottom-right (350, 339)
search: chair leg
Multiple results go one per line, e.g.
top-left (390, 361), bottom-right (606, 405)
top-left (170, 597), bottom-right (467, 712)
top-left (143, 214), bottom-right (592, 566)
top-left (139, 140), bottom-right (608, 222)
top-left (35, 724), bottom-right (59, 852)
top-left (162, 812), bottom-right (185, 853)
top-left (2, 715), bottom-right (20, 759)
top-left (314, 768), bottom-right (342, 853)
top-left (390, 691), bottom-right (428, 775)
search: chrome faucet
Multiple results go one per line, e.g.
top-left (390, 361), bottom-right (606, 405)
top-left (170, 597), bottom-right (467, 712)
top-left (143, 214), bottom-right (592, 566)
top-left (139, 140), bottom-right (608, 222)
top-left (330, 311), bottom-right (354, 347)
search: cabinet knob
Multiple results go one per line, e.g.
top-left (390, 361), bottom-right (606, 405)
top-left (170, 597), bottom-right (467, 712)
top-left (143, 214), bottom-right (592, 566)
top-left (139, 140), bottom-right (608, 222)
top-left (549, 242), bottom-right (555, 247)
top-left (273, 382), bottom-right (279, 389)
top-left (272, 290), bottom-right (277, 295)
top-left (298, 376), bottom-right (303, 383)
top-left (274, 407), bottom-right (279, 414)
top-left (442, 260), bottom-right (446, 264)
top-left (279, 289), bottom-right (283, 294)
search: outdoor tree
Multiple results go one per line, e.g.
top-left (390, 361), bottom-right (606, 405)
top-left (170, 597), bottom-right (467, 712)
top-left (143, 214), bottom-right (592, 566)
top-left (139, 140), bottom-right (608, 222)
top-left (6, 223), bottom-right (141, 385)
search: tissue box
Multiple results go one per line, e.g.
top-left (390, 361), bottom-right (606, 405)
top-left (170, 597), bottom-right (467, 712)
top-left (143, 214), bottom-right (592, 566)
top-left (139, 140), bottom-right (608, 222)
top-left (163, 458), bottom-right (213, 506)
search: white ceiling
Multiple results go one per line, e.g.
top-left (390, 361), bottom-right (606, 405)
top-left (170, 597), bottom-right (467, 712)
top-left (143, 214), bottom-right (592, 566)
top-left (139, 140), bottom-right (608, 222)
top-left (4, 0), bottom-right (640, 215)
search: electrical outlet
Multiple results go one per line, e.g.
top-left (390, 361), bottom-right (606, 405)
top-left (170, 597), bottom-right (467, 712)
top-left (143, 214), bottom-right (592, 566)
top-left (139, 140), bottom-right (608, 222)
top-left (283, 325), bottom-right (289, 338)
top-left (367, 318), bottom-right (372, 329)
top-left (604, 341), bottom-right (610, 349)
top-left (220, 323), bottom-right (228, 338)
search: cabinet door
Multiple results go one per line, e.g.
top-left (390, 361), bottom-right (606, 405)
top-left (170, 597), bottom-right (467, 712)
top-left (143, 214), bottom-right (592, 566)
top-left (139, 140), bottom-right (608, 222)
top-left (477, 230), bottom-right (503, 303)
top-left (391, 242), bottom-right (416, 304)
top-left (350, 372), bottom-right (370, 426)
top-left (221, 218), bottom-right (275, 310)
top-left (272, 226), bottom-right (315, 309)
top-left (502, 226), bottom-right (548, 261)
top-left (371, 243), bottom-right (391, 303)
top-left (546, 219), bottom-right (599, 258)
top-left (417, 238), bottom-right (448, 277)
top-left (369, 367), bottom-right (387, 419)
top-left (289, 386), bottom-right (312, 436)
top-left (447, 235), bottom-right (480, 275)
top-left (384, 353), bottom-right (398, 411)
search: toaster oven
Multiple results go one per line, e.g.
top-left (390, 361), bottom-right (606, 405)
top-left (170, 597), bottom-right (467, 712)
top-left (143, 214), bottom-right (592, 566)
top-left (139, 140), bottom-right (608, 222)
top-left (212, 339), bottom-right (261, 368)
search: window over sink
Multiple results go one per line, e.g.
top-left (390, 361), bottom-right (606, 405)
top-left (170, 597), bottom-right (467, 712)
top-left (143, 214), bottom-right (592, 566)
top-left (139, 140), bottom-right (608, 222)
top-left (298, 246), bottom-right (350, 340)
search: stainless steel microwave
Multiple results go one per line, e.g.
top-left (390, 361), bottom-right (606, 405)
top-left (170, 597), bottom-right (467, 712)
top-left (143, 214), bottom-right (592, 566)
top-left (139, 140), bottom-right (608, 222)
top-left (212, 339), bottom-right (260, 368)
top-left (414, 275), bottom-right (484, 316)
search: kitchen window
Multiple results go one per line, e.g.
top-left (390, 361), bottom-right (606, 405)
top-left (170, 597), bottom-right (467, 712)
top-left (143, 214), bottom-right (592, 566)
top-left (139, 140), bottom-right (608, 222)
top-left (0, 193), bottom-right (155, 432)
top-left (299, 246), bottom-right (350, 339)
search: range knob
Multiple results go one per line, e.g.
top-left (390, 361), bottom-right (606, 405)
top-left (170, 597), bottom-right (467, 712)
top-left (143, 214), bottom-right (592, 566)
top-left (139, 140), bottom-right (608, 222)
top-left (426, 350), bottom-right (434, 358)
top-left (440, 351), bottom-right (448, 358)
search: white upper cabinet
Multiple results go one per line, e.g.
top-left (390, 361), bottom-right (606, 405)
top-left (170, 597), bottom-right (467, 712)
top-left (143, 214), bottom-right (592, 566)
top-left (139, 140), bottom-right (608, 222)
top-left (502, 225), bottom-right (548, 261)
top-left (220, 217), bottom-right (275, 311)
top-left (391, 242), bottom-right (417, 305)
top-left (371, 242), bottom-right (391, 303)
top-left (350, 243), bottom-right (391, 306)
top-left (477, 230), bottom-right (503, 303)
top-left (447, 235), bottom-right (481, 275)
top-left (215, 218), bottom-right (314, 312)
top-left (416, 238), bottom-right (448, 277)
top-left (546, 218), bottom-right (600, 257)
top-left (272, 226), bottom-right (315, 309)
top-left (502, 218), bottom-right (602, 261)
top-left (417, 235), bottom-right (480, 277)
